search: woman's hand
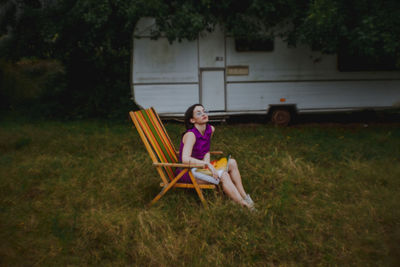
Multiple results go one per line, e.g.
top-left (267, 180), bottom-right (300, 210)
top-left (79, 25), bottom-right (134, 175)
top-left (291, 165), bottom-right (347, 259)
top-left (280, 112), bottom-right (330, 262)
top-left (207, 163), bottom-right (219, 180)
top-left (203, 152), bottom-right (211, 164)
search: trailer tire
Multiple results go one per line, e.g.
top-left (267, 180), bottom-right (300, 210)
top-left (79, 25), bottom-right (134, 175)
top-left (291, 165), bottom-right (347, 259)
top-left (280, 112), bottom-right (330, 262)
top-left (271, 109), bottom-right (291, 126)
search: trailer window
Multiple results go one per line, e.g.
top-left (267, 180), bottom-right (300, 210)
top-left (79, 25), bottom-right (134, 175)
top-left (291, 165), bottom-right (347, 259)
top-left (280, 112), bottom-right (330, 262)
top-left (235, 38), bottom-right (274, 52)
top-left (338, 48), bottom-right (398, 71)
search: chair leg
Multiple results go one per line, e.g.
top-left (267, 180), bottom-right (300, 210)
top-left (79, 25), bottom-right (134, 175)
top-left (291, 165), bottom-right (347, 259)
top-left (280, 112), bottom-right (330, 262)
top-left (150, 170), bottom-right (186, 206)
top-left (148, 169), bottom-right (211, 208)
top-left (188, 171), bottom-right (208, 208)
top-left (213, 183), bottom-right (223, 196)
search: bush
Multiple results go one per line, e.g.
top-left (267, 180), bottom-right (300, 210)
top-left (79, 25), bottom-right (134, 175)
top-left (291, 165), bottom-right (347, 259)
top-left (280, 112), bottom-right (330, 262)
top-left (0, 58), bottom-right (137, 120)
top-left (0, 58), bottom-right (66, 117)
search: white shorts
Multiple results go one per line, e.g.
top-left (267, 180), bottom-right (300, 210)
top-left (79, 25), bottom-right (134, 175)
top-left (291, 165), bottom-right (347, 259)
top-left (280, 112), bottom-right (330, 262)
top-left (191, 168), bottom-right (224, 185)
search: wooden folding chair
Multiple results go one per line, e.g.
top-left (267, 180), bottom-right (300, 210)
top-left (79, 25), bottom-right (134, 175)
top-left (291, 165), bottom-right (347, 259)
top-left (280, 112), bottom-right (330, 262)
top-left (129, 107), bottom-right (218, 207)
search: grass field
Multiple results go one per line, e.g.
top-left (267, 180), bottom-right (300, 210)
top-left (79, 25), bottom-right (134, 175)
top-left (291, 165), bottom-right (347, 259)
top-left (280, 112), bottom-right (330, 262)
top-left (1, 117), bottom-right (399, 266)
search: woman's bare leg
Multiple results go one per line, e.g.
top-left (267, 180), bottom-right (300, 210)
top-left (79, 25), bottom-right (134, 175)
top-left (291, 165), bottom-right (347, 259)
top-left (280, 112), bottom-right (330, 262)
top-left (195, 178), bottom-right (213, 184)
top-left (220, 172), bottom-right (250, 207)
top-left (227, 158), bottom-right (247, 198)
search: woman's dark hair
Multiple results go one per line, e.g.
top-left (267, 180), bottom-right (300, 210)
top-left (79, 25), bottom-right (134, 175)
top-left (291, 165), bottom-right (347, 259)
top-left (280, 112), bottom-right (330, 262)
top-left (184, 103), bottom-right (203, 130)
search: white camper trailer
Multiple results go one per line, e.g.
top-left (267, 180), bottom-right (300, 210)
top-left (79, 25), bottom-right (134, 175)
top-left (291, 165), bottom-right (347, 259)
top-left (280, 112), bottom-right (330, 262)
top-left (132, 18), bottom-right (400, 125)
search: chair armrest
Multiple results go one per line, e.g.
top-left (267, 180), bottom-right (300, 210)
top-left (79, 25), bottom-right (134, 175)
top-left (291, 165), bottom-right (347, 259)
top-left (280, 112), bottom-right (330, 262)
top-left (153, 162), bottom-right (206, 168)
top-left (175, 150), bottom-right (223, 155)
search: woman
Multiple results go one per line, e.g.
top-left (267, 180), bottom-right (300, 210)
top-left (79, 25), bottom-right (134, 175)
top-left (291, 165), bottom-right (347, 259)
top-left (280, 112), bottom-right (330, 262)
top-left (177, 103), bottom-right (255, 209)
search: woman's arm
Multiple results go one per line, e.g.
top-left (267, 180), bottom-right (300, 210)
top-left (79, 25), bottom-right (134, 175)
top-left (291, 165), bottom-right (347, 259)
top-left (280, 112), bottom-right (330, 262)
top-left (203, 125), bottom-right (215, 162)
top-left (181, 132), bottom-right (207, 165)
top-left (181, 132), bottom-right (218, 178)
top-left (203, 152), bottom-right (210, 164)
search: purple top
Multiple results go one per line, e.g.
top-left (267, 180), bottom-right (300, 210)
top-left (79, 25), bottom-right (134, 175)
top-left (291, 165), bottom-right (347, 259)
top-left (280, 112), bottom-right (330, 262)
top-left (176, 124), bottom-right (212, 183)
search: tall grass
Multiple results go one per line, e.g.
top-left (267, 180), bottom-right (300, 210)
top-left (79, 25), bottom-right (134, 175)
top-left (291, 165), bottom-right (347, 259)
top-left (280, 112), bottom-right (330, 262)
top-left (1, 119), bottom-right (399, 266)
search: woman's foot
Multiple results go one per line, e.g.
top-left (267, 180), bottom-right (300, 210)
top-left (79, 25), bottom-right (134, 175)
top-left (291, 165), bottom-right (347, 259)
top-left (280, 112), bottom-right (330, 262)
top-left (240, 198), bottom-right (257, 212)
top-left (240, 198), bottom-right (251, 208)
top-left (244, 194), bottom-right (254, 208)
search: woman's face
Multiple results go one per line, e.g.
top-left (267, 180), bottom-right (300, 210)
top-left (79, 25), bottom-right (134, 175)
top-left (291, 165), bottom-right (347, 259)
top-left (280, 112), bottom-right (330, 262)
top-left (191, 105), bottom-right (208, 125)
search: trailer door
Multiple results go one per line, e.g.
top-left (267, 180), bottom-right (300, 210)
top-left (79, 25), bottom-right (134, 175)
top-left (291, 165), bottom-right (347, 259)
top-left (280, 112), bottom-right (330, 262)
top-left (201, 70), bottom-right (225, 111)
top-left (199, 26), bottom-right (225, 111)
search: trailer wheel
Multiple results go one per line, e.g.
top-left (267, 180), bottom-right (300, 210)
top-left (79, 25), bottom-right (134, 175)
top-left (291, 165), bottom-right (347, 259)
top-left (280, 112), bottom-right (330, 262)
top-left (271, 109), bottom-right (291, 126)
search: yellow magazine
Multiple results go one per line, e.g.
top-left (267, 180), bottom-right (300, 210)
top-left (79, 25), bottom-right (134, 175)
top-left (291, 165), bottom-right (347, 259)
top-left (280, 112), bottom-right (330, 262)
top-left (196, 155), bottom-right (231, 176)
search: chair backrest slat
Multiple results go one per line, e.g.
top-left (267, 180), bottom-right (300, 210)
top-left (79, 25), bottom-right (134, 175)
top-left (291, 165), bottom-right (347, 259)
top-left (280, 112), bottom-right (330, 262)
top-left (130, 110), bottom-right (170, 184)
top-left (150, 107), bottom-right (178, 162)
top-left (135, 111), bottom-right (175, 179)
top-left (130, 108), bottom-right (178, 181)
top-left (130, 111), bottom-right (158, 163)
top-left (143, 109), bottom-right (177, 163)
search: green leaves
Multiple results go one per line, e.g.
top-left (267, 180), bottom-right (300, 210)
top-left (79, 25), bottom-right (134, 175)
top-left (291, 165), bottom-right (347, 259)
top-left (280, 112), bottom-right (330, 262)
top-left (1, 0), bottom-right (400, 119)
top-left (3, 0), bottom-right (400, 61)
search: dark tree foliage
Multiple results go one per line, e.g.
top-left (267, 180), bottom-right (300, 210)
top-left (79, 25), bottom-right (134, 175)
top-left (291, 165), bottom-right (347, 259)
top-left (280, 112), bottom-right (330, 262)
top-left (147, 0), bottom-right (400, 59)
top-left (0, 0), bottom-right (399, 118)
top-left (1, 0), bottom-right (140, 118)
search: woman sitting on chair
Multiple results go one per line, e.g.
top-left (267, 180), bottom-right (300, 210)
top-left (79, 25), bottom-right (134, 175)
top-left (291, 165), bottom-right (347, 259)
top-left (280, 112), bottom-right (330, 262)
top-left (176, 103), bottom-right (255, 210)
